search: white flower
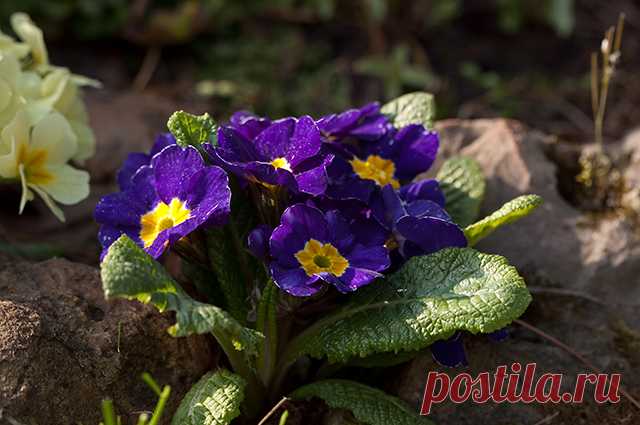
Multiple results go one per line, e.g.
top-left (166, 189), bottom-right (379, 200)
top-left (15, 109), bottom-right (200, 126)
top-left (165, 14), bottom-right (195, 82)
top-left (0, 109), bottom-right (90, 221)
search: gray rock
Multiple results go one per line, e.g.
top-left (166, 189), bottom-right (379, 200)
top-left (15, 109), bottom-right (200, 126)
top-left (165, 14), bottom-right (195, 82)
top-left (0, 253), bottom-right (212, 425)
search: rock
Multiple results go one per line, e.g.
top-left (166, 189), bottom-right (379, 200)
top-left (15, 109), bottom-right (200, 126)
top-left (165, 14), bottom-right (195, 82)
top-left (0, 253), bottom-right (212, 425)
top-left (433, 119), bottom-right (640, 306)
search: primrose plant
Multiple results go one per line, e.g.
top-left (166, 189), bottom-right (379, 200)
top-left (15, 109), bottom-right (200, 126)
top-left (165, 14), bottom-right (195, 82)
top-left (97, 92), bottom-right (542, 424)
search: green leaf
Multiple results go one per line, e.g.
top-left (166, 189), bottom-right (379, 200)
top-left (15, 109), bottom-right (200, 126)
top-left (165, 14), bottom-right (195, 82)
top-left (172, 369), bottom-right (245, 425)
top-left (464, 194), bottom-right (543, 246)
top-left (436, 156), bottom-right (486, 227)
top-left (291, 380), bottom-right (432, 425)
top-left (100, 236), bottom-right (262, 355)
top-left (281, 247), bottom-right (531, 364)
top-left (381, 91), bottom-right (436, 130)
top-left (167, 110), bottom-right (217, 149)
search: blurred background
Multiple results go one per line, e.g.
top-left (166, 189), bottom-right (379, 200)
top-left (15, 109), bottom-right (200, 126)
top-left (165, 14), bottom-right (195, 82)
top-left (1, 0), bottom-right (637, 143)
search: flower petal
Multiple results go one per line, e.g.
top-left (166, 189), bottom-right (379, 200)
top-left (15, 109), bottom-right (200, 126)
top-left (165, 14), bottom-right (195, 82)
top-left (399, 178), bottom-right (445, 207)
top-left (430, 333), bottom-right (468, 368)
top-left (31, 112), bottom-right (77, 164)
top-left (151, 145), bottom-right (204, 202)
top-left (396, 215), bottom-right (467, 258)
top-left (270, 204), bottom-right (328, 267)
top-left (325, 267), bottom-right (382, 293)
top-left (254, 117), bottom-right (295, 160)
top-left (285, 115), bottom-right (321, 167)
top-left (38, 164), bottom-right (89, 205)
top-left (183, 165), bottom-right (231, 227)
top-left (345, 244), bottom-right (390, 272)
top-left (270, 263), bottom-right (322, 296)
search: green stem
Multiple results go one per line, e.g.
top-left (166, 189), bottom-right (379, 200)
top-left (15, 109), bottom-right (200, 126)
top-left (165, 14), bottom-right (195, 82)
top-left (256, 280), bottom-right (279, 387)
top-left (148, 386), bottom-right (171, 425)
top-left (212, 328), bottom-right (265, 417)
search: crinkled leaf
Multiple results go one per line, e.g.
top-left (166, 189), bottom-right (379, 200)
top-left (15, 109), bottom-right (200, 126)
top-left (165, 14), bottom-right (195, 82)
top-left (282, 247), bottom-right (531, 364)
top-left (465, 194), bottom-right (543, 246)
top-left (292, 380), bottom-right (432, 425)
top-left (168, 110), bottom-right (217, 149)
top-left (101, 236), bottom-right (262, 355)
top-left (381, 91), bottom-right (436, 130)
top-left (436, 156), bottom-right (485, 227)
top-left (172, 369), bottom-right (245, 425)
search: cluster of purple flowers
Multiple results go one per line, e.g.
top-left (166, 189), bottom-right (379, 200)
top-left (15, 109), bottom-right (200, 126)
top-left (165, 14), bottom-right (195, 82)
top-left (95, 103), bottom-right (466, 297)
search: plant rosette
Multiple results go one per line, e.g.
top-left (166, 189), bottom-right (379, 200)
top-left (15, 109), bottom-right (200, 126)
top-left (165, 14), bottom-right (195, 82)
top-left (0, 13), bottom-right (99, 221)
top-left (98, 93), bottom-right (542, 424)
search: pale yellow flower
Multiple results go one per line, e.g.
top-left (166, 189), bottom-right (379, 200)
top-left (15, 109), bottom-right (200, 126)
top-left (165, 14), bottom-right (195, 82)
top-left (0, 52), bottom-right (25, 128)
top-left (10, 13), bottom-right (48, 67)
top-left (0, 31), bottom-right (29, 59)
top-left (21, 68), bottom-right (97, 163)
top-left (0, 110), bottom-right (90, 221)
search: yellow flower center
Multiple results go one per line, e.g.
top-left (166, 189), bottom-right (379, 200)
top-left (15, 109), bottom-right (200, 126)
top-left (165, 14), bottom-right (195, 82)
top-left (17, 143), bottom-right (52, 185)
top-left (139, 198), bottom-right (191, 248)
top-left (350, 155), bottom-right (400, 189)
top-left (270, 157), bottom-right (292, 171)
top-left (295, 239), bottom-right (349, 277)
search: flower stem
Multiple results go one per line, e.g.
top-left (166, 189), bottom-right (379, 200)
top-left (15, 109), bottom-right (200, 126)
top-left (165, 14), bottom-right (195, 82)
top-left (211, 328), bottom-right (265, 417)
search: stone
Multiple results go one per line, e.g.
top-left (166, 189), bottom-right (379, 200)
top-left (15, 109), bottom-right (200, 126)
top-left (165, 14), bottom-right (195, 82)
top-left (433, 118), bottom-right (640, 306)
top-left (0, 253), bottom-right (212, 425)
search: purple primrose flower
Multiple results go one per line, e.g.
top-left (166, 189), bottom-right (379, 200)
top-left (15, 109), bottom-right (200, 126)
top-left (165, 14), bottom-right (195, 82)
top-left (268, 204), bottom-right (390, 296)
top-left (95, 145), bottom-right (231, 259)
top-left (206, 116), bottom-right (332, 196)
top-left (117, 133), bottom-right (176, 190)
top-left (379, 181), bottom-right (466, 259)
top-left (318, 102), bottom-right (391, 142)
top-left (325, 125), bottom-right (439, 203)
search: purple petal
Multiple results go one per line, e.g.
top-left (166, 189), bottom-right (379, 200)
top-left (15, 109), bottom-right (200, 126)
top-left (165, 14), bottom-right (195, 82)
top-left (183, 165), bottom-right (232, 227)
top-left (151, 133), bottom-right (177, 156)
top-left (396, 216), bottom-right (467, 258)
top-left (350, 114), bottom-right (390, 141)
top-left (405, 200), bottom-right (452, 221)
top-left (254, 118), bottom-right (295, 160)
top-left (399, 179), bottom-right (445, 207)
top-left (325, 210), bottom-right (355, 254)
top-left (392, 126), bottom-right (439, 179)
top-left (244, 162), bottom-right (298, 191)
top-left (215, 126), bottom-right (261, 163)
top-left (345, 244), bottom-right (390, 272)
top-left (247, 225), bottom-right (273, 260)
top-left (318, 109), bottom-right (361, 136)
top-left (270, 204), bottom-right (329, 267)
top-left (431, 333), bottom-right (468, 368)
top-left (230, 111), bottom-right (271, 140)
top-left (380, 184), bottom-right (407, 227)
top-left (488, 328), bottom-right (510, 342)
top-left (286, 115), bottom-right (322, 167)
top-left (95, 168), bottom-right (158, 227)
top-left (294, 154), bottom-right (332, 196)
top-left (325, 267), bottom-right (382, 293)
top-left (270, 263), bottom-right (323, 296)
top-left (152, 145), bottom-right (205, 202)
top-left (98, 224), bottom-right (142, 260)
top-left (117, 152), bottom-right (150, 190)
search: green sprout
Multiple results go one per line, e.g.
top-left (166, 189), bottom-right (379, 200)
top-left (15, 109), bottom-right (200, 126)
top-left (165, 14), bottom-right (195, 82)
top-left (99, 373), bottom-right (170, 425)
